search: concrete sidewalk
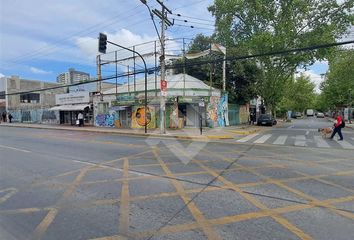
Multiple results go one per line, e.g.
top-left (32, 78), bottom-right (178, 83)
top-left (0, 122), bottom-right (264, 140)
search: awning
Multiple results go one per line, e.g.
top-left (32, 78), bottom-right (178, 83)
top-left (49, 104), bottom-right (90, 111)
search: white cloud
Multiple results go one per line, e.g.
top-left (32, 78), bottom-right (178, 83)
top-left (296, 70), bottom-right (324, 93)
top-left (0, 73), bottom-right (4, 77)
top-left (30, 67), bottom-right (52, 75)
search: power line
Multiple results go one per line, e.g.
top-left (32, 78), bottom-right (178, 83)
top-left (2, 40), bottom-right (353, 97)
top-left (173, 18), bottom-right (215, 27)
top-left (170, 13), bottom-right (214, 23)
top-left (173, 23), bottom-right (214, 31)
top-left (6, 5), bottom-right (145, 64)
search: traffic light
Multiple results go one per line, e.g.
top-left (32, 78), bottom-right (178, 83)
top-left (98, 33), bottom-right (107, 54)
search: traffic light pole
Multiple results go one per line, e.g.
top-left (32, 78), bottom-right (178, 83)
top-left (106, 40), bottom-right (148, 134)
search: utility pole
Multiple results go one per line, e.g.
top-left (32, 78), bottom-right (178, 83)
top-left (160, 1), bottom-right (167, 134)
top-left (222, 54), bottom-right (226, 92)
top-left (140, 0), bottom-right (173, 134)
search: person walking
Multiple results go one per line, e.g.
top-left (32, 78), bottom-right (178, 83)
top-left (78, 112), bottom-right (84, 127)
top-left (330, 113), bottom-right (344, 141)
top-left (8, 113), bottom-right (13, 123)
top-left (2, 112), bottom-right (6, 122)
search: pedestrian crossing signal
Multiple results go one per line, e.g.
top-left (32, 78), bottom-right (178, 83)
top-left (98, 33), bottom-right (107, 54)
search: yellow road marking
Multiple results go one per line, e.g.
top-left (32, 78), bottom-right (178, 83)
top-left (0, 188), bottom-right (18, 204)
top-left (89, 235), bottom-right (128, 240)
top-left (152, 149), bottom-right (220, 240)
top-left (33, 167), bottom-right (90, 239)
top-left (119, 158), bottom-right (130, 235)
top-left (197, 149), bottom-right (313, 240)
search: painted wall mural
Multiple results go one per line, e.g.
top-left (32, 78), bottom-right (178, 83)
top-left (169, 103), bottom-right (179, 128)
top-left (217, 94), bottom-right (229, 127)
top-left (7, 109), bottom-right (59, 124)
top-left (95, 110), bottom-right (120, 127)
top-left (131, 106), bottom-right (156, 129)
top-left (207, 96), bottom-right (219, 127)
top-left (207, 94), bottom-right (229, 127)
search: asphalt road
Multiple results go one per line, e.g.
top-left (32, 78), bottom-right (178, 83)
top-left (0, 122), bottom-right (353, 240)
top-left (237, 117), bottom-right (354, 149)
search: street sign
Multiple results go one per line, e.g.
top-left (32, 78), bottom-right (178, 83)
top-left (161, 80), bottom-right (167, 91)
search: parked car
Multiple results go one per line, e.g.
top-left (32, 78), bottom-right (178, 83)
top-left (306, 109), bottom-right (314, 117)
top-left (257, 114), bottom-right (277, 126)
top-left (291, 112), bottom-right (302, 118)
top-left (316, 112), bottom-right (325, 118)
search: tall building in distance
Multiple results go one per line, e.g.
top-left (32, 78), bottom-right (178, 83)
top-left (56, 68), bottom-right (90, 84)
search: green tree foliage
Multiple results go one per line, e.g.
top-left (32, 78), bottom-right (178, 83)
top-left (174, 34), bottom-right (261, 104)
top-left (209, 0), bottom-right (354, 112)
top-left (226, 57), bottom-right (262, 104)
top-left (320, 49), bottom-right (354, 108)
top-left (279, 74), bottom-right (316, 114)
top-left (177, 34), bottom-right (213, 82)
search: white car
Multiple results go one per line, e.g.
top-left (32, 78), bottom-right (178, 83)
top-left (317, 112), bottom-right (325, 118)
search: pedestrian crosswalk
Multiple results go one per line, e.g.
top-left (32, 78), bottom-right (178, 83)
top-left (236, 133), bottom-right (354, 149)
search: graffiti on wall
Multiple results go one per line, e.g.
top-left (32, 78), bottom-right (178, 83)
top-left (7, 109), bottom-right (59, 124)
top-left (96, 110), bottom-right (120, 127)
top-left (132, 106), bottom-right (155, 129)
top-left (169, 103), bottom-right (179, 128)
top-left (21, 111), bottom-right (31, 122)
top-left (207, 97), bottom-right (219, 127)
top-left (206, 94), bottom-right (229, 127)
top-left (217, 94), bottom-right (229, 127)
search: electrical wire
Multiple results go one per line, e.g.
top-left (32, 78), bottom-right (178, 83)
top-left (6, 5), bottom-right (147, 64)
top-left (169, 13), bottom-right (214, 23)
top-left (1, 40), bottom-right (353, 97)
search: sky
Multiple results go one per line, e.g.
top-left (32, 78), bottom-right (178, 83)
top-left (0, 0), bottom-right (351, 92)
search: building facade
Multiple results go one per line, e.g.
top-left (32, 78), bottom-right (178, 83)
top-left (93, 74), bottom-right (230, 129)
top-left (0, 76), bottom-right (65, 123)
top-left (56, 68), bottom-right (90, 84)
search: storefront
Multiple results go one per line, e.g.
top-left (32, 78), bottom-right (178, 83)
top-left (50, 92), bottom-right (93, 125)
top-left (93, 74), bottom-right (228, 129)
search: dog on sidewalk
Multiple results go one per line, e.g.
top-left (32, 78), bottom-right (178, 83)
top-left (318, 127), bottom-right (333, 138)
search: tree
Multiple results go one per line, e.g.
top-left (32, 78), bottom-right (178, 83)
top-left (278, 74), bottom-right (316, 114)
top-left (320, 49), bottom-right (354, 108)
top-left (173, 34), bottom-right (261, 104)
top-left (209, 0), bottom-right (354, 113)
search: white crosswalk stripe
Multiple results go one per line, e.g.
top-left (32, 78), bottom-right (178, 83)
top-left (236, 133), bottom-right (354, 150)
top-left (314, 136), bottom-right (330, 148)
top-left (254, 134), bottom-right (272, 144)
top-left (336, 140), bottom-right (354, 149)
top-left (237, 133), bottom-right (259, 143)
top-left (294, 135), bottom-right (306, 147)
top-left (273, 135), bottom-right (287, 145)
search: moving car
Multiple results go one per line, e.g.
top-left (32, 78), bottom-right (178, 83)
top-left (257, 114), bottom-right (277, 126)
top-left (316, 112), bottom-right (325, 118)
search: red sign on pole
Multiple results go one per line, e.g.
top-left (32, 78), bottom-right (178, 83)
top-left (161, 80), bottom-right (167, 91)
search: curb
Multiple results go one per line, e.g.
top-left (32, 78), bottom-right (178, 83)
top-left (0, 124), bottom-right (234, 141)
top-left (228, 129), bottom-right (259, 135)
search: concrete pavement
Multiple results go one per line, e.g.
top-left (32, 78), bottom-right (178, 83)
top-left (0, 122), bottom-right (266, 140)
top-left (1, 117), bottom-right (352, 141)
